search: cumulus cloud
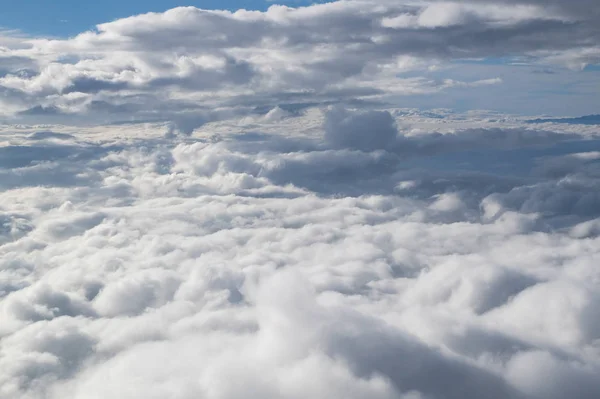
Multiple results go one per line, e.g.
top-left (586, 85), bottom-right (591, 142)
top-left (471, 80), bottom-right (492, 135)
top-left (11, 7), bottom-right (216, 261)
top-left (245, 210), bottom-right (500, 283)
top-left (0, 0), bottom-right (597, 123)
top-left (1, 107), bottom-right (600, 398)
top-left (324, 107), bottom-right (398, 151)
top-left (1, 0), bottom-right (600, 397)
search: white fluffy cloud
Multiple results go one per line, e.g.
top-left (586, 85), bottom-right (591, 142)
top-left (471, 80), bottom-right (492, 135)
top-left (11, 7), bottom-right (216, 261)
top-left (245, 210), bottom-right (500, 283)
top-left (1, 1), bottom-right (599, 397)
top-left (0, 0), bottom-right (598, 122)
top-left (1, 107), bottom-right (600, 398)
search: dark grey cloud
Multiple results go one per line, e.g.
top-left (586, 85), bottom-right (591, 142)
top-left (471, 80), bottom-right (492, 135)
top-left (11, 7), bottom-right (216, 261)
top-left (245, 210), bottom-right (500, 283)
top-left (448, 0), bottom-right (600, 18)
top-left (325, 107), bottom-right (398, 151)
top-left (18, 105), bottom-right (64, 116)
top-left (62, 77), bottom-right (130, 94)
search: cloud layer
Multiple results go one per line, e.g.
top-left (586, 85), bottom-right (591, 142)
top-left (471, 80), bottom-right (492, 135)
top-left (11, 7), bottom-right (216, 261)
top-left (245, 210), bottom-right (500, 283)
top-left (0, 0), bottom-right (599, 121)
top-left (1, 1), bottom-right (599, 397)
top-left (1, 107), bottom-right (600, 398)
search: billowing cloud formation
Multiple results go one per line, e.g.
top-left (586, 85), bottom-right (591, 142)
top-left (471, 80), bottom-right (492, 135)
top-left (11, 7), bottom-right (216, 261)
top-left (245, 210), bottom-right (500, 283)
top-left (325, 107), bottom-right (398, 150)
top-left (1, 107), bottom-right (600, 398)
top-left (0, 0), bottom-right (598, 122)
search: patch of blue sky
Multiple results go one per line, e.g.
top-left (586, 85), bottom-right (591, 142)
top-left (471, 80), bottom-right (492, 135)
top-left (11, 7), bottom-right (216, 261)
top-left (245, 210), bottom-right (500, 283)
top-left (388, 62), bottom-right (600, 116)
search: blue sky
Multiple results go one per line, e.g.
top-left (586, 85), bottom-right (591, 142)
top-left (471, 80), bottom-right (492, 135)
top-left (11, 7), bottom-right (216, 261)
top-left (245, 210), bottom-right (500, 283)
top-left (1, 0), bottom-right (321, 36)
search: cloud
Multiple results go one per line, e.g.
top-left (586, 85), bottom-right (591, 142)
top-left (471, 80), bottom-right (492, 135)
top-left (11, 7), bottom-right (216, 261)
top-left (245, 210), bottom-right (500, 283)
top-left (324, 107), bottom-right (398, 151)
top-left (0, 2), bottom-right (599, 397)
top-left (528, 114), bottom-right (600, 125)
top-left (1, 108), bottom-right (600, 398)
top-left (0, 1), bottom-right (597, 122)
